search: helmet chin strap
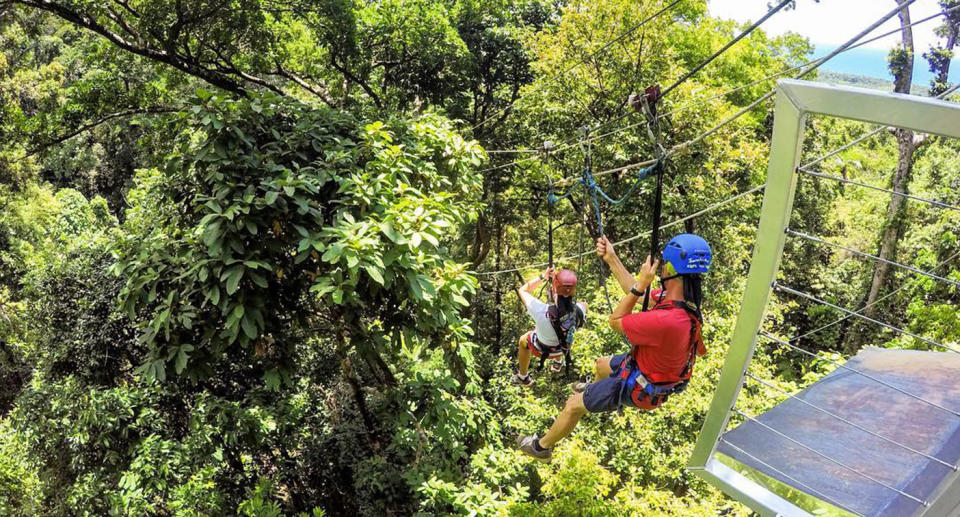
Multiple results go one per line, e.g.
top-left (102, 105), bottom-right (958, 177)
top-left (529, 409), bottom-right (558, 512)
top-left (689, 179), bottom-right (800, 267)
top-left (660, 274), bottom-right (681, 286)
top-left (658, 261), bottom-right (682, 289)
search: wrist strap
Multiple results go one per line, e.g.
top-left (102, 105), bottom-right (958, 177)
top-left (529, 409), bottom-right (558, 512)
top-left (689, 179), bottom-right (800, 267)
top-left (630, 285), bottom-right (644, 297)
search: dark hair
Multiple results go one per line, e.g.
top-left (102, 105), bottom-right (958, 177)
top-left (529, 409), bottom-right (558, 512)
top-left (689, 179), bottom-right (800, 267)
top-left (681, 274), bottom-right (705, 323)
top-left (555, 294), bottom-right (576, 316)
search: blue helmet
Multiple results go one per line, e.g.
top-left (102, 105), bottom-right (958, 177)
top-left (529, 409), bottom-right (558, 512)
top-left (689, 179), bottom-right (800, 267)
top-left (662, 234), bottom-right (712, 275)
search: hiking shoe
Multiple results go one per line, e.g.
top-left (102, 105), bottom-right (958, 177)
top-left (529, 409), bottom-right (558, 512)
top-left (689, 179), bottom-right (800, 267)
top-left (570, 381), bottom-right (588, 393)
top-left (517, 434), bottom-right (552, 462)
top-left (514, 373), bottom-right (533, 387)
top-left (550, 358), bottom-right (564, 373)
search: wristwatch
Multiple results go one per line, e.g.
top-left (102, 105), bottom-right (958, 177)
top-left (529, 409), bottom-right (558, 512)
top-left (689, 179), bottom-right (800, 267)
top-left (629, 284), bottom-right (644, 297)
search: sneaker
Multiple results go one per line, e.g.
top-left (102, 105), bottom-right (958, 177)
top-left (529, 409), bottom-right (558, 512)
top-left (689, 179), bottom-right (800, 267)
top-left (517, 434), bottom-right (552, 462)
top-left (514, 373), bottom-right (533, 387)
top-left (550, 358), bottom-right (564, 373)
top-left (570, 381), bottom-right (588, 393)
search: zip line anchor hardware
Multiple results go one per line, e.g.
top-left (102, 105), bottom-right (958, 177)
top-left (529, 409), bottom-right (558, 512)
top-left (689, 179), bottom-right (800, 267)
top-left (630, 84), bottom-right (662, 118)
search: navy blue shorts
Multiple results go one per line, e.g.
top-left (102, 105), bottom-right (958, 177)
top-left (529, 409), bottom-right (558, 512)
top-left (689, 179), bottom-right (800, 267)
top-left (582, 354), bottom-right (632, 413)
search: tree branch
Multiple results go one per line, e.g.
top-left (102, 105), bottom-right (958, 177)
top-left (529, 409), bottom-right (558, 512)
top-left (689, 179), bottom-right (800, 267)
top-left (329, 54), bottom-right (383, 108)
top-left (27, 106), bottom-right (177, 157)
top-left (14, 0), bottom-right (250, 96)
top-left (271, 64), bottom-right (337, 108)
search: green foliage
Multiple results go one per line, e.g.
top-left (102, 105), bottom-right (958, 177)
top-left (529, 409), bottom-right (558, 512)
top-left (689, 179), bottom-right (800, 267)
top-left (2, 0), bottom-right (959, 515)
top-left (113, 92), bottom-right (483, 384)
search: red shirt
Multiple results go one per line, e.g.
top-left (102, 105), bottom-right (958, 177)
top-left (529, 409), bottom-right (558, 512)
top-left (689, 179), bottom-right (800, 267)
top-left (620, 299), bottom-right (707, 384)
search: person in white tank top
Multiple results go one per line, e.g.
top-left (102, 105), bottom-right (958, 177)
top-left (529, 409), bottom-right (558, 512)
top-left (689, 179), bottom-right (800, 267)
top-left (514, 267), bottom-right (587, 386)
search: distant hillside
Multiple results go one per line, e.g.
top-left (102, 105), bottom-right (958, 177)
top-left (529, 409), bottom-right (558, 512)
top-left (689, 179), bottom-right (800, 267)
top-left (815, 70), bottom-right (927, 96)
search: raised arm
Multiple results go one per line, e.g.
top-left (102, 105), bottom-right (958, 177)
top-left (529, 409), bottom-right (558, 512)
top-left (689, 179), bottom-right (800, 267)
top-left (596, 236), bottom-right (635, 295)
top-left (516, 267), bottom-right (554, 303)
top-left (609, 256), bottom-right (658, 334)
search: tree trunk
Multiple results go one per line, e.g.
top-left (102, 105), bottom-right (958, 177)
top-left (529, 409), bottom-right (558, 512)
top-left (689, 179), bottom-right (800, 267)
top-left (332, 313), bottom-right (378, 441)
top-left (847, 1), bottom-right (916, 353)
top-left (925, 1), bottom-right (960, 95)
top-left (494, 212), bottom-right (503, 358)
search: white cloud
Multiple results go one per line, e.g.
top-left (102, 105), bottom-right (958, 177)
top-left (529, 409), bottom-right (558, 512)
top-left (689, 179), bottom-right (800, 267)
top-left (708, 0), bottom-right (949, 52)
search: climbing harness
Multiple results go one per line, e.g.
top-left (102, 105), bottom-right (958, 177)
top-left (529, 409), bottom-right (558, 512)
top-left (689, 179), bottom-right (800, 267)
top-left (616, 300), bottom-right (705, 411)
top-left (530, 304), bottom-right (586, 377)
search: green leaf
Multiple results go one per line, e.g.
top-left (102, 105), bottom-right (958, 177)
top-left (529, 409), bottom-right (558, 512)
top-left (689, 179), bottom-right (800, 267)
top-left (380, 221), bottom-right (400, 243)
top-left (265, 191), bottom-right (279, 205)
top-left (202, 220), bottom-right (221, 247)
top-left (407, 273), bottom-right (423, 300)
top-left (346, 253), bottom-right (359, 269)
top-left (264, 369), bottom-right (281, 390)
top-left (225, 266), bottom-right (244, 295)
top-left (241, 314), bottom-right (258, 340)
top-left (250, 272), bottom-right (268, 288)
top-left (322, 244), bottom-right (345, 263)
top-left (155, 360), bottom-right (166, 382)
top-left (365, 265), bottom-right (384, 285)
top-left (175, 347), bottom-right (191, 374)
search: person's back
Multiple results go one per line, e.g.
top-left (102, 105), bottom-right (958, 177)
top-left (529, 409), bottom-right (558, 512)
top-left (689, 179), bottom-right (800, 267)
top-left (514, 268), bottom-right (587, 385)
top-left (622, 301), bottom-right (705, 384)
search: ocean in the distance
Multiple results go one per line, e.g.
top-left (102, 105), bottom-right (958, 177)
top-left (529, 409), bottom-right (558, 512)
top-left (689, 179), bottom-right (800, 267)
top-left (813, 44), bottom-right (960, 85)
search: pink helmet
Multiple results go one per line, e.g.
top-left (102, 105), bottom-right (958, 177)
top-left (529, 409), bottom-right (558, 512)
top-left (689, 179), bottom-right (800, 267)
top-left (553, 269), bottom-right (578, 297)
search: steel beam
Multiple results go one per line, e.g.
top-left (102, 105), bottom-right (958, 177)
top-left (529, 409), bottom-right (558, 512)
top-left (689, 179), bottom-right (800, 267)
top-left (687, 79), bottom-right (960, 516)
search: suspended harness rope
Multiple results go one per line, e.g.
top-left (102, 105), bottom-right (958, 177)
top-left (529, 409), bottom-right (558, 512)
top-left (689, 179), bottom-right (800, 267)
top-left (476, 185), bottom-right (764, 276)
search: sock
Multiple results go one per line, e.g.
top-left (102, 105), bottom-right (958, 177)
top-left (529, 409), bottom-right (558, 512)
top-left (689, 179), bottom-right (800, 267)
top-left (518, 372), bottom-right (530, 380)
top-left (533, 436), bottom-right (549, 451)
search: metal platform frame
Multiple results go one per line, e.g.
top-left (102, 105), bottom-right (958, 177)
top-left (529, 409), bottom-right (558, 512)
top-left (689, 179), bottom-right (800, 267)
top-left (687, 79), bottom-right (960, 517)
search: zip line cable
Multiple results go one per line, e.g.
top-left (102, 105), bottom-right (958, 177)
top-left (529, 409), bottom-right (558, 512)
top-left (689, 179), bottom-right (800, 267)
top-left (658, 0), bottom-right (794, 99)
top-left (477, 0), bottom-right (924, 278)
top-left (744, 372), bottom-right (958, 471)
top-left (469, 0), bottom-right (685, 134)
top-left (732, 409), bottom-right (930, 508)
top-left (717, 438), bottom-right (867, 517)
top-left (787, 229), bottom-right (960, 288)
top-left (550, 0), bottom-right (921, 186)
top-left (658, 2), bottom-right (960, 122)
top-left (773, 283), bottom-right (958, 353)
top-left (798, 168), bottom-right (960, 212)
top-left (483, 0), bottom-right (931, 179)
top-left (474, 184), bottom-right (764, 276)
top-left (757, 332), bottom-right (960, 418)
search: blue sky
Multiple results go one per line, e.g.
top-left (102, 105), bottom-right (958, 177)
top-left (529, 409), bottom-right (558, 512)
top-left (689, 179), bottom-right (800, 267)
top-left (708, 0), bottom-right (960, 85)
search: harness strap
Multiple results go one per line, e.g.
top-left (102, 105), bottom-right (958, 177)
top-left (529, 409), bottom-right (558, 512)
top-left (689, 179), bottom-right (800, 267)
top-left (534, 337), bottom-right (569, 370)
top-left (616, 303), bottom-right (704, 412)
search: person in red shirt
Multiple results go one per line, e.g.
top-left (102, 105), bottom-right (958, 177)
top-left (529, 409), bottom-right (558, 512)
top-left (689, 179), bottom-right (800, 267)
top-left (518, 233), bottom-right (711, 461)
